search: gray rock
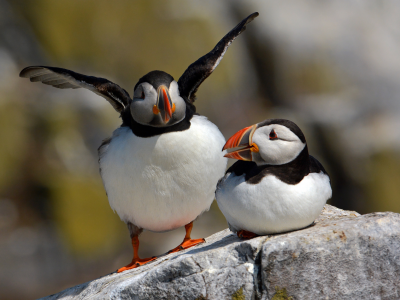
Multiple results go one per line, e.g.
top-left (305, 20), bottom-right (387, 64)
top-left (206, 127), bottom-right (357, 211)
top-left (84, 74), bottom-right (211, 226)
top-left (41, 205), bottom-right (400, 300)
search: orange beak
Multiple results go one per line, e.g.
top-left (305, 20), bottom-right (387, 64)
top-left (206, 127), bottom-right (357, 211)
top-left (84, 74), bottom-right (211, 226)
top-left (222, 124), bottom-right (259, 161)
top-left (155, 85), bottom-right (174, 124)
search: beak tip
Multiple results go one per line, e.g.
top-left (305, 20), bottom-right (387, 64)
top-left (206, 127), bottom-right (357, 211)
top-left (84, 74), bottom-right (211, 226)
top-left (223, 124), bottom-right (257, 161)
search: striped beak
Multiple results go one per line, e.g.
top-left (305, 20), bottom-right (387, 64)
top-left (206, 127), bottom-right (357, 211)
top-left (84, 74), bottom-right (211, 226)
top-left (153, 85), bottom-right (175, 124)
top-left (222, 125), bottom-right (259, 161)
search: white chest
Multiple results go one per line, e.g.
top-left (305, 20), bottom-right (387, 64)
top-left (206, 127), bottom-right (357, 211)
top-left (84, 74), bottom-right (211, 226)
top-left (99, 115), bottom-right (227, 232)
top-left (216, 171), bottom-right (332, 235)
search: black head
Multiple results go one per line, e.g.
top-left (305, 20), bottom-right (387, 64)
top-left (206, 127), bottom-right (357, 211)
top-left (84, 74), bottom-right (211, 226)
top-left (134, 70), bottom-right (174, 91)
top-left (130, 70), bottom-right (187, 128)
top-left (256, 119), bottom-right (306, 144)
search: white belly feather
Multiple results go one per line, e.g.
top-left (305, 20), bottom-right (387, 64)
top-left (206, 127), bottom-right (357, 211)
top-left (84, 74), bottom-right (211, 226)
top-left (99, 115), bottom-right (227, 232)
top-left (216, 171), bottom-right (332, 235)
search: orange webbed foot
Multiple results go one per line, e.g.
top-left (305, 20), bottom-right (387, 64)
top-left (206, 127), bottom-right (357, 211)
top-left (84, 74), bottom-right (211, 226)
top-left (117, 256), bottom-right (157, 273)
top-left (168, 238), bottom-right (206, 254)
top-left (237, 230), bottom-right (258, 239)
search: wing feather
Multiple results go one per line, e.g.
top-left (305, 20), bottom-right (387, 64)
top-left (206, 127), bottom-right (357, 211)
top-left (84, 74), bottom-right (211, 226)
top-left (20, 66), bottom-right (131, 113)
top-left (178, 12), bottom-right (258, 103)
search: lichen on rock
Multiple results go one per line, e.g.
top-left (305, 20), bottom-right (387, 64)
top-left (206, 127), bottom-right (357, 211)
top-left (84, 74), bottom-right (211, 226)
top-left (271, 286), bottom-right (292, 300)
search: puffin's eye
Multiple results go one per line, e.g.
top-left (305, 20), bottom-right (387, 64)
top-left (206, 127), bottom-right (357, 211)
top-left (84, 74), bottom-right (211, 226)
top-left (134, 86), bottom-right (145, 99)
top-left (269, 129), bottom-right (278, 140)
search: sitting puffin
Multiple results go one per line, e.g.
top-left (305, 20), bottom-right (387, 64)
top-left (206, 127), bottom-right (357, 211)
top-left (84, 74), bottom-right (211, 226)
top-left (20, 12), bottom-right (259, 272)
top-left (216, 119), bottom-right (332, 238)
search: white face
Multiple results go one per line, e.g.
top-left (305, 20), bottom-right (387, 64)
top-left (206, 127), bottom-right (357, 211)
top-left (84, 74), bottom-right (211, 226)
top-left (251, 124), bottom-right (306, 165)
top-left (130, 80), bottom-right (186, 127)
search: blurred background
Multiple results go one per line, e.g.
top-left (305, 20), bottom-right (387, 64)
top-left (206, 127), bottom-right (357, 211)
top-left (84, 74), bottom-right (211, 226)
top-left (1, 0), bottom-right (400, 298)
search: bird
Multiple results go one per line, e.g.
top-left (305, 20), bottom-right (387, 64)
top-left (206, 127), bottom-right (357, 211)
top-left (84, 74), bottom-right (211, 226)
top-left (215, 119), bottom-right (332, 239)
top-left (19, 12), bottom-right (259, 272)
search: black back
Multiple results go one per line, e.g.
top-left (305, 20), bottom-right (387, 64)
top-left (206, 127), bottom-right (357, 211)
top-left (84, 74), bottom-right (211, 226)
top-left (226, 146), bottom-right (328, 185)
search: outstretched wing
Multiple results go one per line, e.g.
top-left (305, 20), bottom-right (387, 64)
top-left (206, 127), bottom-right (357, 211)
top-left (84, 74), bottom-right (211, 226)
top-left (19, 66), bottom-right (131, 113)
top-left (177, 12), bottom-right (259, 103)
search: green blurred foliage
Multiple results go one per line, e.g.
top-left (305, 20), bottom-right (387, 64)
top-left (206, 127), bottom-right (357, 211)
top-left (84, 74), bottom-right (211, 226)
top-left (366, 151), bottom-right (400, 213)
top-left (283, 60), bottom-right (344, 96)
top-left (0, 96), bottom-right (30, 192)
top-left (50, 174), bottom-right (126, 257)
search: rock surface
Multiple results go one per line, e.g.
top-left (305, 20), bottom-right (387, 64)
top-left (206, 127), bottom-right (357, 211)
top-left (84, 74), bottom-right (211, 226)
top-left (41, 205), bottom-right (400, 300)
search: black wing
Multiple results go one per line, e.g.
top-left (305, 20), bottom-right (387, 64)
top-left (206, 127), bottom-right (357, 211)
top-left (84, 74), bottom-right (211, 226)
top-left (19, 66), bottom-right (131, 113)
top-left (177, 12), bottom-right (259, 103)
top-left (309, 155), bottom-right (329, 176)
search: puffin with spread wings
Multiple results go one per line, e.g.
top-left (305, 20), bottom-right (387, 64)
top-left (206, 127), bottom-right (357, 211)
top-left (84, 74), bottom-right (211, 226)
top-left (20, 12), bottom-right (259, 272)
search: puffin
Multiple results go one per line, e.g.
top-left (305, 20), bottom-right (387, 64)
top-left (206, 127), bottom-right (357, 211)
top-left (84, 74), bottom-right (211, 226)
top-left (216, 119), bottom-right (332, 238)
top-left (19, 12), bottom-right (259, 272)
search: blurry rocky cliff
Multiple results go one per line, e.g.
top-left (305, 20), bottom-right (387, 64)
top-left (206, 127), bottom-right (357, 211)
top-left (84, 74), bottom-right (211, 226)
top-left (1, 0), bottom-right (400, 299)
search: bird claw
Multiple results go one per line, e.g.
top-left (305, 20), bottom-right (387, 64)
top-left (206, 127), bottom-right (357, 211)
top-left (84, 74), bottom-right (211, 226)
top-left (168, 238), bottom-right (206, 254)
top-left (117, 256), bottom-right (157, 273)
top-left (237, 230), bottom-right (258, 239)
